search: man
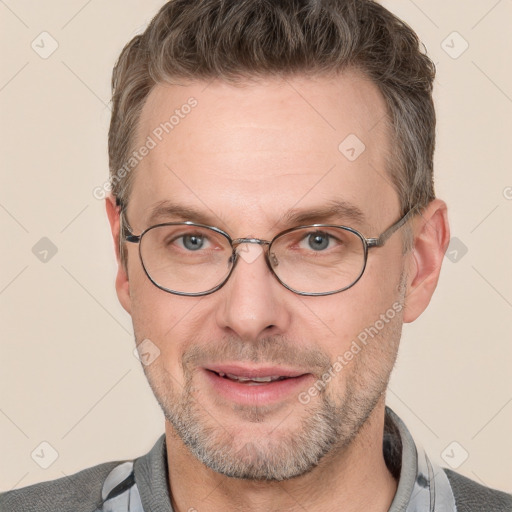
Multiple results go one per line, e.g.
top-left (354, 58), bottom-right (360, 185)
top-left (1, 0), bottom-right (511, 511)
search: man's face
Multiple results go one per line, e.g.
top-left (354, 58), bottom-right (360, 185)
top-left (119, 72), bottom-right (409, 480)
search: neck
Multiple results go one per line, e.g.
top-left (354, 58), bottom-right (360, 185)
top-left (165, 401), bottom-right (397, 512)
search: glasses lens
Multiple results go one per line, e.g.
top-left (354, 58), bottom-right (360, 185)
top-left (139, 224), bottom-right (233, 294)
top-left (270, 226), bottom-right (366, 294)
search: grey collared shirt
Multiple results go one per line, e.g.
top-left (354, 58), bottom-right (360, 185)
top-left (3, 407), bottom-right (511, 511)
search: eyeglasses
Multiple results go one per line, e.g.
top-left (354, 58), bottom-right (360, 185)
top-left (120, 206), bottom-right (417, 296)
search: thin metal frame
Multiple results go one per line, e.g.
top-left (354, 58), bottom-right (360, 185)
top-left (120, 205), bottom-right (418, 297)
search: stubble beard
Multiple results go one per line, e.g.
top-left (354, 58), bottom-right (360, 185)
top-left (139, 268), bottom-right (407, 482)
top-left (140, 302), bottom-right (403, 482)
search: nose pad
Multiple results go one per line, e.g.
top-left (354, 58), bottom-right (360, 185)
top-left (269, 252), bottom-right (279, 267)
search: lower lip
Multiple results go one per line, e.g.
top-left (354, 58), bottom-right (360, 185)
top-left (203, 369), bottom-right (313, 406)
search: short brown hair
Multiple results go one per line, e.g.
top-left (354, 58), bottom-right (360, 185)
top-left (109, 0), bottom-right (436, 217)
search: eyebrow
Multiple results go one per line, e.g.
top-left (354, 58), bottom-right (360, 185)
top-left (146, 201), bottom-right (223, 227)
top-left (280, 199), bottom-right (367, 228)
top-left (144, 198), bottom-right (367, 231)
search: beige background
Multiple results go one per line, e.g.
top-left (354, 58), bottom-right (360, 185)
top-left (1, 0), bottom-right (511, 495)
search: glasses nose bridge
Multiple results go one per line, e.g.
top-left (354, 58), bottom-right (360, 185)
top-left (230, 237), bottom-right (276, 270)
top-left (231, 237), bottom-right (271, 249)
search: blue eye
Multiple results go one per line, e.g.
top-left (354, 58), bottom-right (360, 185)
top-left (182, 234), bottom-right (205, 251)
top-left (307, 232), bottom-right (330, 251)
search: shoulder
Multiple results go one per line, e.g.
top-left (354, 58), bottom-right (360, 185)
top-left (0, 460), bottom-right (121, 512)
top-left (444, 468), bottom-right (512, 512)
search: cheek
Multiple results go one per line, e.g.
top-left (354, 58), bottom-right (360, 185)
top-left (128, 271), bottom-right (199, 376)
top-left (297, 265), bottom-right (404, 355)
top-left (128, 254), bottom-right (187, 336)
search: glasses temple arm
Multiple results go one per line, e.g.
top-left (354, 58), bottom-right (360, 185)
top-left (117, 201), bottom-right (140, 243)
top-left (366, 206), bottom-right (419, 248)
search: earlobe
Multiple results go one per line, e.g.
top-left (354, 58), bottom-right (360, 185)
top-left (105, 195), bottom-right (132, 315)
top-left (402, 199), bottom-right (450, 323)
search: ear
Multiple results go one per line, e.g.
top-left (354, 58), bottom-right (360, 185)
top-left (402, 199), bottom-right (450, 323)
top-left (105, 195), bottom-right (131, 315)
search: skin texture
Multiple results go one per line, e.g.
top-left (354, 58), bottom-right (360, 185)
top-left (106, 71), bottom-right (450, 512)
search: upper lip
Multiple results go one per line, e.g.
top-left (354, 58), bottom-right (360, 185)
top-left (205, 363), bottom-right (308, 379)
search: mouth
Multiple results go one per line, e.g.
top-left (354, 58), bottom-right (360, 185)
top-left (214, 371), bottom-right (289, 385)
top-left (202, 364), bottom-right (313, 405)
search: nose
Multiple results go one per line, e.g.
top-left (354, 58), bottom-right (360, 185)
top-left (215, 242), bottom-right (292, 341)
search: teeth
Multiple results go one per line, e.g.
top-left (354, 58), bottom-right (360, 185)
top-left (216, 372), bottom-right (286, 383)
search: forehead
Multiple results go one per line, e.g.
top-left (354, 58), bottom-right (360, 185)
top-left (130, 72), bottom-right (398, 232)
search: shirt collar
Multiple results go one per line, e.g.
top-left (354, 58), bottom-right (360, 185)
top-left (386, 407), bottom-right (457, 512)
